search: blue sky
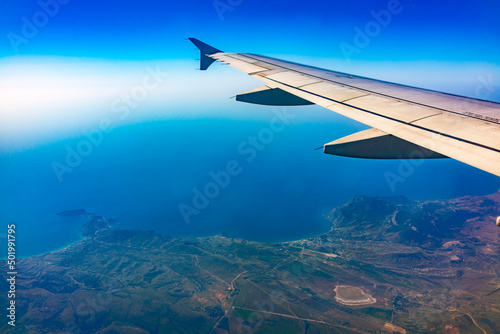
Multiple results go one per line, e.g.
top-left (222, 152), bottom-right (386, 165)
top-left (1, 0), bottom-right (500, 61)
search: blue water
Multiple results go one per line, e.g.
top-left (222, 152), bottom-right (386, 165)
top-left (2, 117), bottom-right (499, 258)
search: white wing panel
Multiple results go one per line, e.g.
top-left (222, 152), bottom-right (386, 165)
top-left (301, 82), bottom-right (369, 103)
top-left (347, 95), bottom-right (441, 123)
top-left (412, 113), bottom-right (500, 150)
top-left (241, 53), bottom-right (500, 124)
top-left (267, 71), bottom-right (322, 87)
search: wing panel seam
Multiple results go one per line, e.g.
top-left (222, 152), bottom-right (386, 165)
top-left (340, 94), bottom-right (372, 103)
top-left (409, 113), bottom-right (443, 124)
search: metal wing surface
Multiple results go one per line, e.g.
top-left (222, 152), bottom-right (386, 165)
top-left (189, 38), bottom-right (500, 177)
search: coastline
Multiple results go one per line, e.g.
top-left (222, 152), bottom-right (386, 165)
top-left (13, 210), bottom-right (333, 260)
top-left (13, 189), bottom-right (500, 259)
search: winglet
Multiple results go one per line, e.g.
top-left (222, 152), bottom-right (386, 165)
top-left (188, 38), bottom-right (223, 70)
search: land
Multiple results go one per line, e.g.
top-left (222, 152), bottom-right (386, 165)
top-left (2, 191), bottom-right (500, 333)
top-left (334, 286), bottom-right (376, 306)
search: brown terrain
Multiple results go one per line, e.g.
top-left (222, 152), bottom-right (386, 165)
top-left (2, 191), bottom-right (500, 333)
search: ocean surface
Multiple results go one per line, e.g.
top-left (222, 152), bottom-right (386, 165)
top-left (2, 117), bottom-right (499, 258)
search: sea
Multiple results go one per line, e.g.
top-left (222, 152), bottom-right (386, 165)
top-left (2, 116), bottom-right (499, 258)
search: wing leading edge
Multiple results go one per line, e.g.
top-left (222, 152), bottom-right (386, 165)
top-left (189, 38), bottom-right (500, 177)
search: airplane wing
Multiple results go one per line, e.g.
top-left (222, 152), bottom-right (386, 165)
top-left (189, 38), bottom-right (500, 177)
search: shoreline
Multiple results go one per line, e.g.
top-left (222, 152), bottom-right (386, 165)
top-left (1, 236), bottom-right (86, 261)
top-left (14, 214), bottom-right (333, 260)
top-left (14, 189), bottom-right (500, 260)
